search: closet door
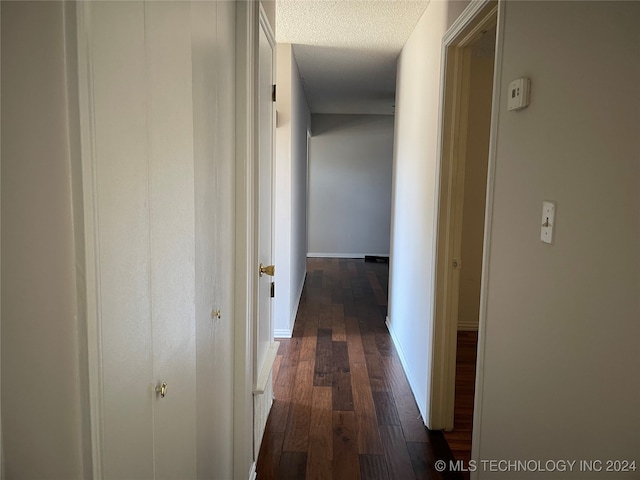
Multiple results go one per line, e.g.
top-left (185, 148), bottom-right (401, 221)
top-left (85, 2), bottom-right (196, 477)
top-left (90, 2), bottom-right (154, 478)
top-left (191, 1), bottom-right (236, 477)
top-left (145, 2), bottom-right (197, 478)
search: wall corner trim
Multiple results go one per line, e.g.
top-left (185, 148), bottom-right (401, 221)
top-left (307, 253), bottom-right (390, 259)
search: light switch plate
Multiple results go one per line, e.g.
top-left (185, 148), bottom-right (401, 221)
top-left (541, 201), bottom-right (555, 244)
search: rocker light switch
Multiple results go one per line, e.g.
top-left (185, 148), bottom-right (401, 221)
top-left (541, 201), bottom-right (555, 244)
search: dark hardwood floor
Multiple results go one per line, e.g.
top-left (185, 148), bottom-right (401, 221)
top-left (443, 331), bottom-right (478, 470)
top-left (256, 257), bottom-right (467, 480)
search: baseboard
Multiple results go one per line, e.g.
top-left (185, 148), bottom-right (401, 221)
top-left (274, 275), bottom-right (305, 338)
top-left (307, 253), bottom-right (390, 259)
top-left (274, 328), bottom-right (292, 338)
top-left (457, 321), bottom-right (479, 332)
top-left (253, 341), bottom-right (280, 394)
top-left (248, 461), bottom-right (257, 480)
top-left (253, 371), bottom-right (274, 470)
top-left (385, 316), bottom-right (428, 423)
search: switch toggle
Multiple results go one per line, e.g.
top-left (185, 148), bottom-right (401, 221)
top-left (541, 201), bottom-right (556, 244)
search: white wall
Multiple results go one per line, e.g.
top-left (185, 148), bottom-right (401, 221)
top-left (475, 2), bottom-right (640, 477)
top-left (387, 0), bottom-right (469, 423)
top-left (290, 50), bottom-right (310, 331)
top-left (274, 44), bottom-right (310, 337)
top-left (308, 114), bottom-right (394, 258)
top-left (1, 2), bottom-right (90, 477)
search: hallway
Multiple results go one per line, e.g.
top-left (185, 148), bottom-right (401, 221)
top-left (256, 257), bottom-right (463, 479)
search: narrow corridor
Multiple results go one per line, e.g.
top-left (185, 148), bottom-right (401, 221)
top-left (256, 257), bottom-right (464, 479)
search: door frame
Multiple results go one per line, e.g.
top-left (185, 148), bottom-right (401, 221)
top-left (430, 0), bottom-right (504, 441)
top-left (253, 4), bottom-right (278, 396)
top-left (233, 2), bottom-right (278, 478)
top-left (233, 1), bottom-right (259, 478)
top-left (76, 2), bottom-right (106, 477)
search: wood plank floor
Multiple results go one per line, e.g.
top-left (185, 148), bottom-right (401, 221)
top-left (256, 257), bottom-right (465, 480)
top-left (443, 331), bottom-right (477, 472)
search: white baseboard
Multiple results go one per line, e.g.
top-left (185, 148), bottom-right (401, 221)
top-left (274, 328), bottom-right (292, 338)
top-left (253, 341), bottom-right (279, 394)
top-left (457, 321), bottom-right (479, 332)
top-left (307, 253), bottom-right (390, 259)
top-left (385, 316), bottom-right (428, 424)
top-left (274, 275), bottom-right (305, 338)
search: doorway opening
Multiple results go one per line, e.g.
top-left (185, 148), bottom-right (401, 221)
top-left (431, 0), bottom-right (499, 468)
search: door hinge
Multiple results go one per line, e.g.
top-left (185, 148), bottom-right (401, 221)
top-left (270, 281), bottom-right (275, 298)
top-left (272, 84), bottom-right (276, 102)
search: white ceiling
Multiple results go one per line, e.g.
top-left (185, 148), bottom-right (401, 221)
top-left (275, 0), bottom-right (430, 115)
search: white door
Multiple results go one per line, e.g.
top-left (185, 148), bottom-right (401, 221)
top-left (82, 2), bottom-right (196, 477)
top-left (89, 3), bottom-right (154, 476)
top-left (144, 3), bottom-right (197, 478)
top-left (255, 16), bottom-right (275, 385)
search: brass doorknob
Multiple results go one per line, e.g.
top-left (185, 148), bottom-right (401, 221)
top-left (155, 382), bottom-right (167, 398)
top-left (259, 263), bottom-right (275, 277)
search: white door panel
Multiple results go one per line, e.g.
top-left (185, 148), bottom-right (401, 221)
top-left (190, 0), bottom-right (236, 477)
top-left (87, 2), bottom-right (198, 477)
top-left (145, 3), bottom-right (197, 479)
top-left (91, 2), bottom-right (155, 477)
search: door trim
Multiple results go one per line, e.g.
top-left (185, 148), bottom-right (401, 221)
top-left (233, 0), bottom-right (259, 478)
top-left (430, 0), bottom-right (503, 438)
top-left (76, 3), bottom-right (105, 478)
top-left (253, 2), bottom-right (277, 391)
top-left (470, 2), bottom-right (505, 472)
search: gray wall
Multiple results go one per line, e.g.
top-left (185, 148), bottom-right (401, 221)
top-left (476, 2), bottom-right (639, 475)
top-left (290, 51), bottom-right (310, 328)
top-left (308, 114), bottom-right (394, 257)
top-left (274, 44), bottom-right (311, 337)
top-left (391, 0), bottom-right (640, 474)
top-left (1, 2), bottom-right (90, 477)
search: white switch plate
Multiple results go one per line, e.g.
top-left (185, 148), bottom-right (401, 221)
top-left (541, 201), bottom-right (555, 244)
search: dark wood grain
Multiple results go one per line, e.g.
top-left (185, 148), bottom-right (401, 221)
top-left (283, 360), bottom-right (314, 452)
top-left (332, 411), bottom-right (360, 480)
top-left (256, 430), bottom-right (284, 480)
top-left (332, 304), bottom-right (346, 341)
top-left (359, 454), bottom-right (390, 480)
top-left (383, 356), bottom-right (429, 442)
top-left (364, 353), bottom-right (389, 393)
top-left (443, 331), bottom-right (477, 468)
top-left (257, 258), bottom-right (461, 480)
top-left (314, 328), bottom-right (333, 387)
top-left (306, 387), bottom-right (333, 480)
top-left (351, 361), bottom-right (383, 454)
top-left (379, 425), bottom-right (415, 480)
top-left (332, 371), bottom-right (354, 411)
top-left (367, 271), bottom-right (388, 306)
top-left (372, 391), bottom-right (400, 426)
top-left (277, 451), bottom-right (308, 480)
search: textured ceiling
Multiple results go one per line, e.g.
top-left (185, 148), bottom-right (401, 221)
top-left (276, 0), bottom-right (430, 114)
